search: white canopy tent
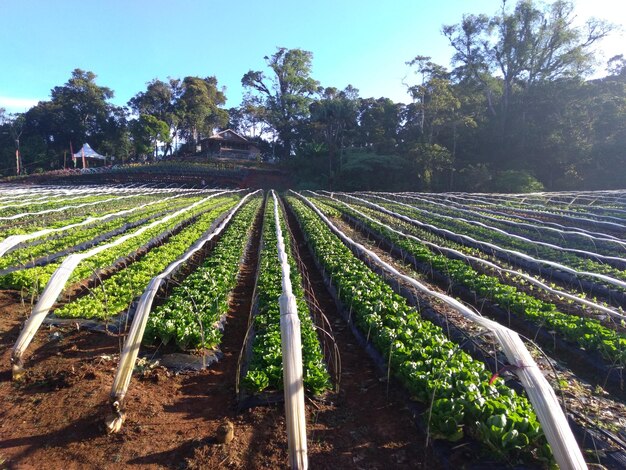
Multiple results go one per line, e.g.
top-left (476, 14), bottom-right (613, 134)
top-left (72, 143), bottom-right (109, 167)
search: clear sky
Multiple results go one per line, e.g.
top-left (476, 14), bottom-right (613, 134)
top-left (1, 0), bottom-right (624, 113)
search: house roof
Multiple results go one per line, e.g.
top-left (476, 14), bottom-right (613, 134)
top-left (208, 129), bottom-right (249, 143)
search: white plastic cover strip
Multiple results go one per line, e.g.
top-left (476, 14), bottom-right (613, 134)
top-left (273, 191), bottom-right (308, 470)
top-left (321, 193), bottom-right (625, 321)
top-left (294, 191), bottom-right (587, 470)
top-left (384, 192), bottom-right (626, 250)
top-left (0, 195), bottom-right (134, 221)
top-left (362, 193), bottom-right (625, 266)
top-left (11, 190), bottom-right (236, 376)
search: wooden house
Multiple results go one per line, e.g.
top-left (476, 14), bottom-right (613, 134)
top-left (200, 129), bottom-right (260, 160)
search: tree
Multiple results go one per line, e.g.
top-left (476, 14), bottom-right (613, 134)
top-left (130, 114), bottom-right (171, 160)
top-left (176, 76), bottom-right (228, 149)
top-left (309, 85), bottom-right (359, 186)
top-left (22, 69), bottom-right (123, 168)
top-left (0, 111), bottom-right (25, 175)
top-left (128, 78), bottom-right (182, 156)
top-left (49, 68), bottom-right (115, 143)
top-left (405, 57), bottom-right (477, 189)
top-left (444, 1), bottom-right (612, 134)
top-left (242, 47), bottom-right (320, 160)
top-left (355, 97), bottom-right (402, 154)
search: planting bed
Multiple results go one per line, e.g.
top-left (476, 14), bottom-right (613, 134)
top-left (1, 184), bottom-right (626, 468)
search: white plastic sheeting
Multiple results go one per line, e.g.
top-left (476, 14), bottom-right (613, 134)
top-left (106, 189), bottom-right (260, 433)
top-left (272, 191), bottom-right (308, 470)
top-left (0, 185), bottom-right (208, 222)
top-left (11, 190), bottom-right (237, 377)
top-left (384, 192), bottom-right (626, 252)
top-left (362, 193), bottom-right (626, 267)
top-left (0, 195), bottom-right (131, 222)
top-left (294, 191), bottom-right (587, 470)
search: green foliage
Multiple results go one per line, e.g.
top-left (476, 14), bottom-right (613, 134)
top-left (287, 195), bottom-right (550, 462)
top-left (145, 197), bottom-right (262, 349)
top-left (178, 76), bottom-right (228, 146)
top-left (242, 47), bottom-right (320, 160)
top-left (243, 196), bottom-right (331, 395)
top-left (52, 200), bottom-right (237, 319)
top-left (130, 114), bottom-right (172, 159)
top-left (490, 170), bottom-right (544, 193)
top-left (0, 196), bottom-right (232, 294)
top-left (326, 197), bottom-right (626, 367)
top-left (0, 195), bottom-right (181, 270)
top-left (335, 150), bottom-right (412, 191)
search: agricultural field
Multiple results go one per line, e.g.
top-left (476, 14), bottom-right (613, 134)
top-left (1, 183), bottom-right (626, 469)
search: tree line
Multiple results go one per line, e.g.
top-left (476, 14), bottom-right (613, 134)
top-left (1, 0), bottom-right (624, 192)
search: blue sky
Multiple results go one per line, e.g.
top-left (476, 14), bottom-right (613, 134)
top-left (1, 0), bottom-right (623, 113)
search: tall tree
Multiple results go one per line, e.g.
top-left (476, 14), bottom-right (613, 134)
top-left (22, 69), bottom-right (122, 167)
top-left (309, 85), bottom-right (359, 185)
top-left (130, 114), bottom-right (171, 160)
top-left (49, 68), bottom-right (116, 144)
top-left (443, 1), bottom-right (612, 138)
top-left (242, 47), bottom-right (320, 160)
top-left (176, 76), bottom-right (228, 148)
top-left (405, 57), bottom-right (477, 189)
top-left (128, 78), bottom-right (182, 156)
top-left (355, 97), bottom-right (402, 154)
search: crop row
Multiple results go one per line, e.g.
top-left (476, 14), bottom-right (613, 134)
top-left (0, 192), bottom-right (126, 217)
top-left (0, 195), bottom-right (237, 294)
top-left (321, 196), bottom-right (626, 367)
top-left (52, 200), bottom-right (238, 319)
top-left (145, 196), bottom-right (262, 349)
top-left (0, 193), bottom-right (168, 238)
top-left (0, 197), bottom-right (197, 270)
top-left (391, 193), bottom-right (626, 259)
top-left (368, 195), bottom-right (626, 284)
top-left (342, 197), bottom-right (622, 321)
top-left (243, 196), bottom-right (331, 396)
top-left (287, 195), bottom-right (550, 462)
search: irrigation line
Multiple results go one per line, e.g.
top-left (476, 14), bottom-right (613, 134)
top-left (388, 192), bottom-right (626, 250)
top-left (358, 192), bottom-right (626, 267)
top-left (346, 193), bottom-right (626, 292)
top-left (0, 189), bottom-right (209, 258)
top-left (318, 193), bottom-right (625, 322)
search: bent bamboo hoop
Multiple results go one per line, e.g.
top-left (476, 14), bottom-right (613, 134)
top-left (106, 189), bottom-right (260, 433)
top-left (294, 190), bottom-right (587, 470)
top-left (10, 190), bottom-right (237, 379)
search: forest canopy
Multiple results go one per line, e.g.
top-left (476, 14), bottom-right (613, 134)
top-left (1, 0), bottom-right (624, 192)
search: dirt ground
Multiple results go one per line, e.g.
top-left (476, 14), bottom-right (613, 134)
top-left (0, 205), bottom-right (430, 469)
